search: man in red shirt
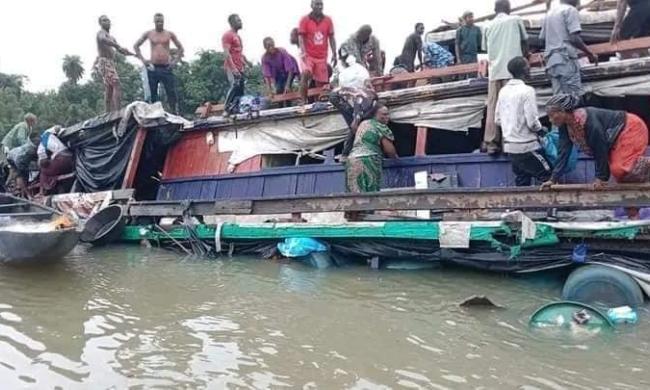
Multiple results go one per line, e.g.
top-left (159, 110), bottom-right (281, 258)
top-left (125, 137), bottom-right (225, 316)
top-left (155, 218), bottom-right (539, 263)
top-left (298, 0), bottom-right (337, 104)
top-left (222, 14), bottom-right (252, 115)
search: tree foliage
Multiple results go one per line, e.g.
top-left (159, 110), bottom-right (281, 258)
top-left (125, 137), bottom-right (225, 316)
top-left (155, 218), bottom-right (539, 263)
top-left (0, 51), bottom-right (265, 139)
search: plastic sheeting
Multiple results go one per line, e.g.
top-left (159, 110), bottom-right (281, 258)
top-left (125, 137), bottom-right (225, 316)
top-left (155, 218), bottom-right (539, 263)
top-left (62, 102), bottom-right (185, 193)
top-left (219, 114), bottom-right (349, 165)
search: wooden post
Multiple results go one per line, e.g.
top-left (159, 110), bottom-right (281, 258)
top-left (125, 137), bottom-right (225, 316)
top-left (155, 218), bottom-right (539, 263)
top-left (122, 128), bottom-right (147, 189)
top-left (415, 127), bottom-right (428, 156)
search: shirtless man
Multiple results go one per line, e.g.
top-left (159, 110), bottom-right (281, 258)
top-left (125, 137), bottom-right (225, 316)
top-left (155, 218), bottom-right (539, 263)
top-left (134, 13), bottom-right (184, 113)
top-left (96, 15), bottom-right (133, 113)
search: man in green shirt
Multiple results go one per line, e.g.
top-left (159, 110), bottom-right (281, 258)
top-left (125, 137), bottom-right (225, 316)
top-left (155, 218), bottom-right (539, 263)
top-left (2, 113), bottom-right (38, 154)
top-left (455, 11), bottom-right (482, 64)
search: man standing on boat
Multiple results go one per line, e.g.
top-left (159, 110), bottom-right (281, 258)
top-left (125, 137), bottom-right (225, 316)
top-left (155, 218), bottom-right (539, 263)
top-left (95, 15), bottom-right (134, 113)
top-left (540, 0), bottom-right (597, 96)
top-left (342, 25), bottom-right (382, 77)
top-left (483, 0), bottom-right (529, 155)
top-left (399, 23), bottom-right (425, 73)
top-left (495, 57), bottom-right (552, 186)
top-left (134, 13), bottom-right (185, 114)
top-left (455, 11), bottom-right (482, 65)
top-left (223, 14), bottom-right (252, 116)
top-left (611, 0), bottom-right (650, 43)
top-left (298, 0), bottom-right (337, 104)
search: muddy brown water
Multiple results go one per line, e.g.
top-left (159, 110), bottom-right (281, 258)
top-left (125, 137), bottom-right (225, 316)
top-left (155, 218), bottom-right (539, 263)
top-left (0, 245), bottom-right (648, 389)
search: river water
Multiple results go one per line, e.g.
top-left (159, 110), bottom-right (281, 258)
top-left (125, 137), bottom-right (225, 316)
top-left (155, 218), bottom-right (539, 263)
top-left (0, 245), bottom-right (648, 389)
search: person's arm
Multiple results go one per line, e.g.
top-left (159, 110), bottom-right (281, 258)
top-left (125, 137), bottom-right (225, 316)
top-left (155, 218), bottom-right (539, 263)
top-left (372, 38), bottom-right (382, 73)
top-left (134, 32), bottom-right (150, 65)
top-left (99, 31), bottom-right (133, 55)
top-left (381, 138), bottom-right (399, 159)
top-left (524, 90), bottom-right (543, 132)
top-left (170, 32), bottom-right (184, 65)
top-left (566, 8), bottom-right (597, 64)
top-left (417, 38), bottom-right (423, 70)
top-left (329, 33), bottom-right (338, 68)
top-left (455, 30), bottom-right (462, 64)
top-left (518, 19), bottom-right (530, 58)
top-left (494, 96), bottom-right (502, 127)
top-left (611, 0), bottom-right (629, 43)
top-left (569, 32), bottom-right (597, 64)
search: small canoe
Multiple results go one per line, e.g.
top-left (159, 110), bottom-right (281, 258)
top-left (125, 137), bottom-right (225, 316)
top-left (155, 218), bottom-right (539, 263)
top-left (0, 194), bottom-right (80, 265)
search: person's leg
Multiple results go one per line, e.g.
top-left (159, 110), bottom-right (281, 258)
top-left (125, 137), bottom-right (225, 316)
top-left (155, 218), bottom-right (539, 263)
top-left (104, 84), bottom-right (113, 113)
top-left (148, 68), bottom-right (160, 103)
top-left (112, 82), bottom-right (122, 112)
top-left (224, 70), bottom-right (239, 115)
top-left (160, 67), bottom-right (179, 114)
top-left (511, 154), bottom-right (532, 187)
top-left (512, 151), bottom-right (552, 186)
top-left (484, 80), bottom-right (504, 154)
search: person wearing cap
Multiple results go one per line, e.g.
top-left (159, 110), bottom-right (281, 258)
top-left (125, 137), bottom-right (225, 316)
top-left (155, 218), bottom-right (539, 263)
top-left (455, 11), bottom-right (482, 64)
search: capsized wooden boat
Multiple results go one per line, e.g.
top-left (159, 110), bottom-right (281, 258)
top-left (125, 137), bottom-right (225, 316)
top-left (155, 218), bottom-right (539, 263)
top-left (0, 194), bottom-right (80, 265)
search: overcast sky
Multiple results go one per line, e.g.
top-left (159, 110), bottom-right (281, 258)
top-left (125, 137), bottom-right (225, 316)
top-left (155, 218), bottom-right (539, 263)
top-left (0, 0), bottom-right (538, 91)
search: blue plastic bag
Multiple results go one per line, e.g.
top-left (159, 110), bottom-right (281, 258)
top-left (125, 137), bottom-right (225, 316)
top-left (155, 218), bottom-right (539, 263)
top-left (277, 238), bottom-right (328, 258)
top-left (542, 128), bottom-right (578, 175)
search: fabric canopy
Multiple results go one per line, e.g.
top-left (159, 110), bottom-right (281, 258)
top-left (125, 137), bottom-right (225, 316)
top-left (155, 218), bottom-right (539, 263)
top-left (219, 114), bottom-right (349, 165)
top-left (220, 74), bottom-right (650, 167)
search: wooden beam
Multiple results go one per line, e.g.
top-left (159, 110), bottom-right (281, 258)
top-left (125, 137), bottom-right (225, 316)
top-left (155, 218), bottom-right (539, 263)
top-left (122, 128), bottom-right (147, 190)
top-left (415, 127), bottom-right (428, 156)
top-left (127, 184), bottom-right (650, 217)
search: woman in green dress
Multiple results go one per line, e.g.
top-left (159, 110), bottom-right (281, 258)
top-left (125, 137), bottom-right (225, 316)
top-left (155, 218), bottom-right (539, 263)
top-left (345, 104), bottom-right (399, 194)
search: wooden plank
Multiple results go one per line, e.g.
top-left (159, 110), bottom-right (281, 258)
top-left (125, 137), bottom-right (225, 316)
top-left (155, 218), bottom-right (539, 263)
top-left (122, 128), bottom-right (147, 189)
top-left (128, 200), bottom-right (254, 217)
top-left (128, 184), bottom-right (650, 217)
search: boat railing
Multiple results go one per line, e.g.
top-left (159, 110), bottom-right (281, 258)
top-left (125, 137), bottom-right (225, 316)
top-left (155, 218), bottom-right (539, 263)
top-left (196, 36), bottom-right (650, 118)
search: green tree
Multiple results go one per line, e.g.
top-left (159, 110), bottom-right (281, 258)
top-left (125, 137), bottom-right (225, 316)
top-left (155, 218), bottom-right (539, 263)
top-left (62, 55), bottom-right (85, 85)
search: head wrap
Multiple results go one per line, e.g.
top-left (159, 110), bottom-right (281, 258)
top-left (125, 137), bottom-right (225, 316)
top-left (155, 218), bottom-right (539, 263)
top-left (546, 94), bottom-right (581, 112)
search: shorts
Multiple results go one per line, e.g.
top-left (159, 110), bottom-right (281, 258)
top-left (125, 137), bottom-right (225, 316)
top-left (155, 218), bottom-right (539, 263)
top-left (300, 56), bottom-right (329, 83)
top-left (95, 57), bottom-right (120, 87)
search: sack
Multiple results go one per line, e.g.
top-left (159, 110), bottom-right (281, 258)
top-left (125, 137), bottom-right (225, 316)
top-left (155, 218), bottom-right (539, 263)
top-left (277, 238), bottom-right (328, 258)
top-left (238, 95), bottom-right (269, 114)
top-left (542, 128), bottom-right (578, 174)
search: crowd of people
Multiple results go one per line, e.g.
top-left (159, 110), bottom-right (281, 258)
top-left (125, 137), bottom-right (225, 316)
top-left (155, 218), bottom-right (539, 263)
top-left (3, 0), bottom-right (649, 203)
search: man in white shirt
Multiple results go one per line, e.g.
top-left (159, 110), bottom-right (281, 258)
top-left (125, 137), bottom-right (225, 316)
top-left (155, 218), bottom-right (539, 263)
top-left (483, 0), bottom-right (529, 155)
top-left (496, 57), bottom-right (552, 186)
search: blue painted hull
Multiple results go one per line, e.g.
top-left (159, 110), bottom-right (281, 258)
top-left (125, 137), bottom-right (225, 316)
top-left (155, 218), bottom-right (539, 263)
top-left (157, 153), bottom-right (598, 201)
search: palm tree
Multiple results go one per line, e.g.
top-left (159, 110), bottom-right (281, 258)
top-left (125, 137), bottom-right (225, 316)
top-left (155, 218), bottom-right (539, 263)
top-left (62, 55), bottom-right (85, 84)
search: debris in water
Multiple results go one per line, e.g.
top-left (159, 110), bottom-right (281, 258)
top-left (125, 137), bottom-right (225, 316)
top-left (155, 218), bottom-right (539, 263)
top-left (459, 296), bottom-right (505, 309)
